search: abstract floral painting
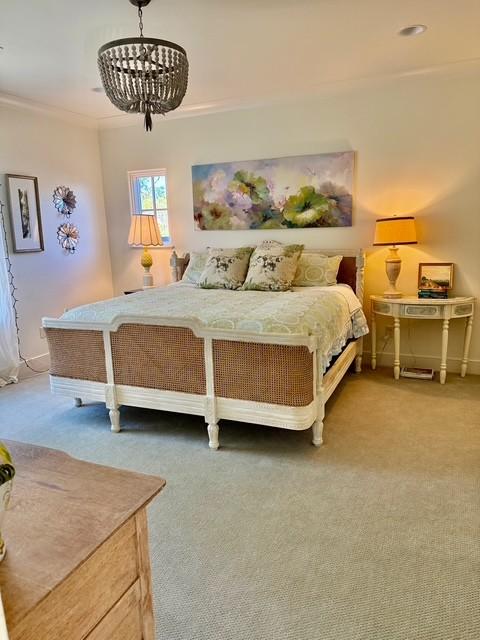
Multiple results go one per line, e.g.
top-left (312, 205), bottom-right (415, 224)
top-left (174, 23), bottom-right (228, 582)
top-left (192, 151), bottom-right (354, 230)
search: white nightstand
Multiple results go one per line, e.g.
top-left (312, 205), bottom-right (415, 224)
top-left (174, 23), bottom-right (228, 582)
top-left (370, 295), bottom-right (475, 384)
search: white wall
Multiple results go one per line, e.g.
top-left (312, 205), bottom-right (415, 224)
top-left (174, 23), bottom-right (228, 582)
top-left (99, 65), bottom-right (480, 374)
top-left (0, 105), bottom-right (113, 373)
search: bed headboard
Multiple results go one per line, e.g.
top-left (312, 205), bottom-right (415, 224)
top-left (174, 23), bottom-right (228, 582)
top-left (170, 248), bottom-right (365, 304)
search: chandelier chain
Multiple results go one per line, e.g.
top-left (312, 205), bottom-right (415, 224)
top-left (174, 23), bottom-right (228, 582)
top-left (138, 6), bottom-right (144, 37)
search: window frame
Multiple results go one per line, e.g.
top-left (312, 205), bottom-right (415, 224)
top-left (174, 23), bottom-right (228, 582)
top-left (127, 168), bottom-right (171, 246)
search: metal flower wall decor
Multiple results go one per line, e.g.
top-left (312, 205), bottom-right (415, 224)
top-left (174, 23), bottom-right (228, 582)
top-left (57, 223), bottom-right (79, 254)
top-left (53, 186), bottom-right (77, 217)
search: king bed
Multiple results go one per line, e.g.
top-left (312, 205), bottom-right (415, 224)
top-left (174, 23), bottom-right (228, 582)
top-left (43, 249), bottom-right (367, 449)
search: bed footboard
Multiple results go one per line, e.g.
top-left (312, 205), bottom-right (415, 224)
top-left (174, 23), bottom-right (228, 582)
top-left (45, 322), bottom-right (337, 448)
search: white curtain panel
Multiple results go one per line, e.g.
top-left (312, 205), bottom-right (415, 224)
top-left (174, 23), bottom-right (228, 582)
top-left (0, 213), bottom-right (19, 386)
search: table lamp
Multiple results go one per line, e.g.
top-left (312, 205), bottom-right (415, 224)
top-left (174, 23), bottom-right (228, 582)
top-left (128, 214), bottom-right (163, 288)
top-left (373, 215), bottom-right (417, 298)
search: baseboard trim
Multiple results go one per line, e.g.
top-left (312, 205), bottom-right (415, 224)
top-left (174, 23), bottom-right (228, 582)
top-left (363, 350), bottom-right (480, 376)
top-left (18, 352), bottom-right (51, 380)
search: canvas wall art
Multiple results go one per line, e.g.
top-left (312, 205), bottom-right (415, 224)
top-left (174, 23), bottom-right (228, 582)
top-left (192, 151), bottom-right (354, 231)
top-left (6, 174), bottom-right (44, 252)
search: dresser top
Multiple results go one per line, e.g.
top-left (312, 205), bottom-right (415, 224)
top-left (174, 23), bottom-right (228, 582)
top-left (0, 440), bottom-right (165, 628)
top-left (371, 295), bottom-right (475, 305)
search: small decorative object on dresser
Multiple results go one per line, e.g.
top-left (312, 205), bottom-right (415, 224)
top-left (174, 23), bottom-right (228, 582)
top-left (373, 215), bottom-right (417, 298)
top-left (128, 213), bottom-right (163, 288)
top-left (418, 262), bottom-right (454, 298)
top-left (0, 442), bottom-right (15, 562)
top-left (370, 295), bottom-right (475, 384)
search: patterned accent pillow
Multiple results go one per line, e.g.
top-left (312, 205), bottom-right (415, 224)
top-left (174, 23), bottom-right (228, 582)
top-left (182, 251), bottom-right (208, 284)
top-left (199, 247), bottom-right (254, 290)
top-left (293, 253), bottom-right (343, 287)
top-left (243, 244), bottom-right (304, 291)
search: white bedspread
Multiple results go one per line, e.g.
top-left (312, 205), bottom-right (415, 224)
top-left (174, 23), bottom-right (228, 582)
top-left (58, 283), bottom-right (368, 372)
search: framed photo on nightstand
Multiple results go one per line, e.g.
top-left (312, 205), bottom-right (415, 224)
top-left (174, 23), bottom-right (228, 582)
top-left (418, 262), bottom-right (454, 290)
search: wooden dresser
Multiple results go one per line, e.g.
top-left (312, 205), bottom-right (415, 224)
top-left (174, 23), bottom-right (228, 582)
top-left (0, 440), bottom-right (165, 640)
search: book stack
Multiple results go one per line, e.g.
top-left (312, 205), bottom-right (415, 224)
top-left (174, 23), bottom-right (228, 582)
top-left (418, 288), bottom-right (448, 299)
top-left (400, 367), bottom-right (435, 380)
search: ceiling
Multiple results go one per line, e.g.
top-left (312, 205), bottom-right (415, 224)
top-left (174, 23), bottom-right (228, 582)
top-left (1, 0), bottom-right (479, 123)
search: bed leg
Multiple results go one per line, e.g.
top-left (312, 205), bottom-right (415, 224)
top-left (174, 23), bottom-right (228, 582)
top-left (207, 423), bottom-right (219, 450)
top-left (312, 419), bottom-right (324, 447)
top-left (355, 354), bottom-right (362, 373)
top-left (109, 409), bottom-right (121, 433)
top-left (355, 337), bottom-right (363, 373)
top-left (74, 397), bottom-right (82, 407)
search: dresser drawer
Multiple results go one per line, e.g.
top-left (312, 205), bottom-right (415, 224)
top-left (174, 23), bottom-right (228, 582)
top-left (402, 304), bottom-right (441, 318)
top-left (88, 580), bottom-right (143, 640)
top-left (11, 517), bottom-right (139, 640)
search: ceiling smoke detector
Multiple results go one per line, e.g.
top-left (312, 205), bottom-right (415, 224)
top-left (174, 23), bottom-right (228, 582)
top-left (398, 25), bottom-right (427, 37)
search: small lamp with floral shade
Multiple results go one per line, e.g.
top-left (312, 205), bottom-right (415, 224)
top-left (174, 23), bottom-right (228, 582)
top-left (373, 215), bottom-right (417, 298)
top-left (128, 214), bottom-right (163, 288)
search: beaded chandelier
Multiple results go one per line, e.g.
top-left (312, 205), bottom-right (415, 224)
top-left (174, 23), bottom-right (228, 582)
top-left (98, 0), bottom-right (189, 131)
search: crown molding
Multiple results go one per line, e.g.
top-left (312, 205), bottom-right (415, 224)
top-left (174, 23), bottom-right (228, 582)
top-left (98, 56), bottom-right (480, 131)
top-left (0, 92), bottom-right (98, 129)
top-left (2, 56), bottom-right (480, 132)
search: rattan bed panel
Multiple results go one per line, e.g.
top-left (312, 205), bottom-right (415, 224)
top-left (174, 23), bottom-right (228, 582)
top-left (46, 328), bottom-right (107, 382)
top-left (213, 340), bottom-right (314, 407)
top-left (110, 324), bottom-right (206, 394)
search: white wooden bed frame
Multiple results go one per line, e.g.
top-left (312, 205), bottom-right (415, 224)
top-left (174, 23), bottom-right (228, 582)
top-left (43, 249), bottom-right (365, 449)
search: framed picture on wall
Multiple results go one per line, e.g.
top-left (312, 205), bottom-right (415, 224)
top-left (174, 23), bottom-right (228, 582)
top-left (6, 174), bottom-right (44, 253)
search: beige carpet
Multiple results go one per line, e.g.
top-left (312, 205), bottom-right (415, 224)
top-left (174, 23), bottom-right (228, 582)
top-left (0, 368), bottom-right (479, 639)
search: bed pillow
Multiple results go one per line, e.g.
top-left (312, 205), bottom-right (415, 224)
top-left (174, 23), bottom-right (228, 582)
top-left (242, 244), bottom-right (304, 291)
top-left (293, 253), bottom-right (343, 287)
top-left (182, 251), bottom-right (208, 284)
top-left (199, 247), bottom-right (254, 290)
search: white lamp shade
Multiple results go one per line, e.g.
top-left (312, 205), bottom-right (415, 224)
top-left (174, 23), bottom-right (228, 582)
top-left (128, 214), bottom-right (163, 247)
top-left (373, 216), bottom-right (417, 246)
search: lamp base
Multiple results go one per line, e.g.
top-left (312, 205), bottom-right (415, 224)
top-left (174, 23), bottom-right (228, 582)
top-left (142, 271), bottom-right (154, 289)
top-left (141, 247), bottom-right (154, 288)
top-left (383, 246), bottom-right (402, 299)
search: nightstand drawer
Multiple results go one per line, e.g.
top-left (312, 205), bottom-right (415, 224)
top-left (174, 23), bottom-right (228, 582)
top-left (372, 301), bottom-right (392, 315)
top-left (402, 304), bottom-right (441, 318)
top-left (454, 303), bottom-right (474, 316)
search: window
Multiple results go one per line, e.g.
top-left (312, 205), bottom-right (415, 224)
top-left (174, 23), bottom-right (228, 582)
top-left (128, 169), bottom-right (171, 244)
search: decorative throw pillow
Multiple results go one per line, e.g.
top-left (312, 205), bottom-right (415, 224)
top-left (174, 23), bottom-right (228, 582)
top-left (243, 244), bottom-right (304, 291)
top-left (293, 253), bottom-right (343, 287)
top-left (199, 247), bottom-right (254, 290)
top-left (182, 251), bottom-right (208, 284)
